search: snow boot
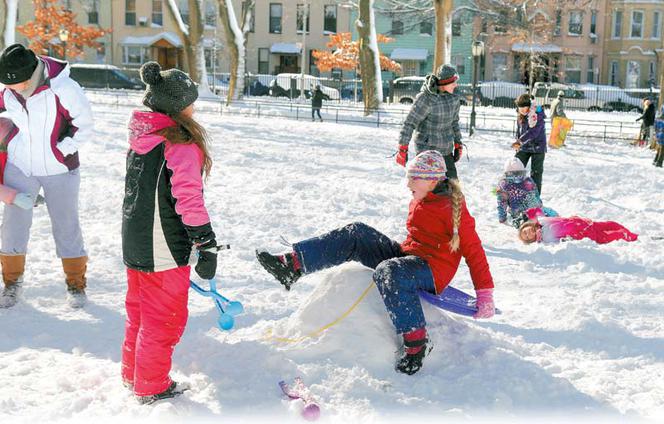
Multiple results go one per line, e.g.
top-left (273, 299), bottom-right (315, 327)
top-left (255, 249), bottom-right (302, 290)
top-left (137, 381), bottom-right (190, 405)
top-left (63, 257), bottom-right (87, 308)
top-left (395, 328), bottom-right (432, 375)
top-left (1, 255), bottom-right (25, 309)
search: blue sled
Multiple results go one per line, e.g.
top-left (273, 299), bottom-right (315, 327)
top-left (419, 286), bottom-right (501, 317)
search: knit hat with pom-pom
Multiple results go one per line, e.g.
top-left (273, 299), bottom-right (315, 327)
top-left (140, 61), bottom-right (198, 114)
top-left (504, 156), bottom-right (526, 174)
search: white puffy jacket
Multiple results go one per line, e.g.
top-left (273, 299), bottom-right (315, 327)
top-left (0, 56), bottom-right (93, 177)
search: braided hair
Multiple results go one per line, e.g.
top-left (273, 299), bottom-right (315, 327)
top-left (448, 179), bottom-right (464, 252)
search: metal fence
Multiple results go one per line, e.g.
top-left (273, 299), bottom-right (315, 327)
top-left (84, 88), bottom-right (643, 143)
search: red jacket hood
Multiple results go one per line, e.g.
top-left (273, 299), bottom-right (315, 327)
top-left (128, 110), bottom-right (176, 154)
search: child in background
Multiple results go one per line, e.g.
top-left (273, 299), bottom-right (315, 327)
top-left (256, 151), bottom-right (495, 376)
top-left (518, 208), bottom-right (638, 245)
top-left (496, 157), bottom-right (558, 228)
top-left (654, 105), bottom-right (664, 168)
top-left (512, 94), bottom-right (547, 194)
top-left (121, 62), bottom-right (218, 404)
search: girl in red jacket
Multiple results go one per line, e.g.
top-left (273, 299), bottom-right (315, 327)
top-left (257, 150), bottom-right (495, 375)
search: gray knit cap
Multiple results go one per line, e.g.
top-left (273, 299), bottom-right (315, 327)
top-left (435, 64), bottom-right (458, 85)
top-left (140, 61), bottom-right (198, 115)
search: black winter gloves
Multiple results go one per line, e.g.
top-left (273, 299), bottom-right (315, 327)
top-left (185, 223), bottom-right (217, 280)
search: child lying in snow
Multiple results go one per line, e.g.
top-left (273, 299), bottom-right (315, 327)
top-left (256, 151), bottom-right (495, 376)
top-left (518, 208), bottom-right (638, 244)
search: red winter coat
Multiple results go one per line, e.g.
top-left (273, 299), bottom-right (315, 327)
top-left (401, 191), bottom-right (494, 294)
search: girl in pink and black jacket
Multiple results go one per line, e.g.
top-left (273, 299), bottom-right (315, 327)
top-left (518, 208), bottom-right (638, 245)
top-left (121, 62), bottom-right (217, 404)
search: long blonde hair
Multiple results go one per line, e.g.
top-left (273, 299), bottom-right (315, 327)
top-left (448, 179), bottom-right (464, 252)
top-left (157, 111), bottom-right (213, 179)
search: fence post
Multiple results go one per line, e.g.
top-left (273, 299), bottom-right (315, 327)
top-left (377, 109), bottom-right (380, 128)
top-left (604, 123), bottom-right (607, 143)
top-left (296, 106), bottom-right (299, 121)
top-left (257, 104), bottom-right (261, 118)
top-left (336, 109), bottom-right (339, 123)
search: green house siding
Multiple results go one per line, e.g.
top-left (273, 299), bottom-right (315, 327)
top-left (350, 0), bottom-right (477, 82)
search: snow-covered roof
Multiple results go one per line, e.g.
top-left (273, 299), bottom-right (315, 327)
top-left (121, 32), bottom-right (183, 48)
top-left (511, 43), bottom-right (561, 53)
top-left (390, 48), bottom-right (429, 61)
top-left (270, 43), bottom-right (302, 55)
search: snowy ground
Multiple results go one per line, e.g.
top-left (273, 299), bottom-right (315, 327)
top-left (0, 99), bottom-right (663, 423)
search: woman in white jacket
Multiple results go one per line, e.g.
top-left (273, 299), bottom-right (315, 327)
top-left (0, 43), bottom-right (93, 308)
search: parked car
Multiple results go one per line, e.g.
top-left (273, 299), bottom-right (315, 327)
top-left (69, 64), bottom-right (144, 90)
top-left (392, 76), bottom-right (425, 104)
top-left (339, 80), bottom-right (390, 102)
top-left (533, 82), bottom-right (643, 112)
top-left (478, 81), bottom-right (527, 107)
top-left (269, 73), bottom-right (340, 100)
top-left (577, 83), bottom-right (645, 112)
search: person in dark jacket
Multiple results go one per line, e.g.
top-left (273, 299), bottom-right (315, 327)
top-left (121, 61), bottom-right (218, 405)
top-left (396, 64), bottom-right (463, 180)
top-left (256, 151), bottom-right (495, 376)
top-left (512, 93), bottom-right (547, 195)
top-left (635, 98), bottom-right (656, 148)
top-left (654, 105), bottom-right (664, 167)
top-left (311, 85), bottom-right (330, 122)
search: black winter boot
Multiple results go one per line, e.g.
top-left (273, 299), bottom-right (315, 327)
top-left (256, 250), bottom-right (302, 290)
top-left (137, 381), bottom-right (190, 405)
top-left (395, 338), bottom-right (432, 375)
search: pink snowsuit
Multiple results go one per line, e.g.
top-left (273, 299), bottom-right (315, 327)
top-left (525, 208), bottom-right (638, 244)
top-left (121, 111), bottom-right (210, 396)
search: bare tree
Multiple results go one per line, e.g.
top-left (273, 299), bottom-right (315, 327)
top-left (165, 0), bottom-right (211, 93)
top-left (357, 0), bottom-right (382, 114)
top-left (217, 0), bottom-right (253, 104)
top-left (1, 0), bottom-right (19, 51)
top-left (474, 0), bottom-right (594, 88)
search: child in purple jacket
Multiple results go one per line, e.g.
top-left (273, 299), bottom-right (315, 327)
top-left (512, 94), bottom-right (547, 194)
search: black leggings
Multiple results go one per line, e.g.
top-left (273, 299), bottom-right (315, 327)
top-left (515, 151), bottom-right (545, 194)
top-left (312, 108), bottom-right (322, 120)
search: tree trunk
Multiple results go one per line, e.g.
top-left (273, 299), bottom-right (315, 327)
top-left (218, 0), bottom-right (251, 104)
top-left (0, 1), bottom-right (6, 52)
top-left (165, 0), bottom-right (208, 92)
top-left (433, 0), bottom-right (453, 72)
top-left (659, 53), bottom-right (664, 112)
top-left (357, 0), bottom-right (379, 114)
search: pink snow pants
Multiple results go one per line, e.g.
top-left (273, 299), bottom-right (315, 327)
top-left (585, 220), bottom-right (638, 244)
top-left (121, 266), bottom-right (190, 396)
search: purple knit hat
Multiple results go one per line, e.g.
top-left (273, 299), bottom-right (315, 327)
top-left (407, 150), bottom-right (447, 180)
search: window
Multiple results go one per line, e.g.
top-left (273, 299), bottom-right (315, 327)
top-left (324, 5), bottom-right (337, 34)
top-left (587, 56), bottom-right (595, 83)
top-left (653, 11), bottom-right (661, 39)
top-left (480, 18), bottom-right (487, 34)
top-left (179, 0), bottom-right (189, 24)
top-left (309, 50), bottom-right (318, 76)
top-left (242, 1), bottom-right (255, 32)
top-left (626, 60), bottom-right (640, 88)
top-left (590, 10), bottom-right (597, 37)
top-left (206, 0), bottom-right (217, 27)
top-left (152, 0), bottom-right (163, 26)
top-left (123, 46), bottom-right (148, 65)
top-left (420, 21), bottom-right (432, 36)
top-left (554, 9), bottom-right (562, 36)
top-left (494, 11), bottom-right (507, 34)
top-left (565, 56), bottom-right (581, 84)
top-left (612, 11), bottom-right (622, 38)
top-left (492, 53), bottom-right (507, 81)
top-left (392, 18), bottom-right (403, 35)
top-left (297, 4), bottom-right (310, 34)
top-left (610, 61), bottom-right (619, 86)
top-left (649, 61), bottom-right (657, 85)
top-left (258, 48), bottom-right (269, 74)
top-left (88, 0), bottom-right (99, 24)
top-left (569, 11), bottom-right (583, 35)
top-left (453, 55), bottom-right (465, 75)
top-left (400, 60), bottom-right (419, 77)
top-left (269, 3), bottom-right (282, 34)
top-left (125, 0), bottom-right (136, 26)
top-left (631, 10), bottom-right (643, 38)
top-left (452, 16), bottom-right (461, 36)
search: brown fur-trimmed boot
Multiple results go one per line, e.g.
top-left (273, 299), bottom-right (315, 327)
top-left (1, 254), bottom-right (25, 308)
top-left (63, 256), bottom-right (88, 308)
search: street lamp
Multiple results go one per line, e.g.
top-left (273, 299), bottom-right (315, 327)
top-left (59, 29), bottom-right (70, 61)
top-left (469, 40), bottom-right (484, 136)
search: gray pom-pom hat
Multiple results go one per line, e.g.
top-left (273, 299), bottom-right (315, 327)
top-left (140, 61), bottom-right (198, 115)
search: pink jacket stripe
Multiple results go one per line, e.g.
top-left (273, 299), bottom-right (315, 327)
top-left (163, 142), bottom-right (210, 227)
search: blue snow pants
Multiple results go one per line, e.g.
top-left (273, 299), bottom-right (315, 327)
top-left (293, 222), bottom-right (436, 334)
